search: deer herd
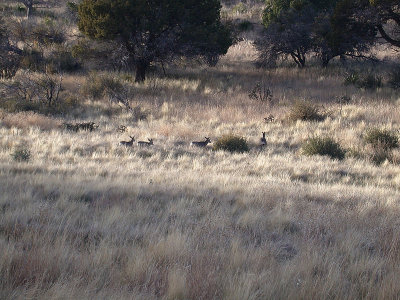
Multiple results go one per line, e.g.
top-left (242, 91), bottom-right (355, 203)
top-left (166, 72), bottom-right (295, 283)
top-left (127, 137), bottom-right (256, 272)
top-left (64, 121), bottom-right (268, 150)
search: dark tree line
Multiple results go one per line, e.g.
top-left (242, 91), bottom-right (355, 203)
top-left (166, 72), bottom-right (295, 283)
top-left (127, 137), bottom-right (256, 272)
top-left (256, 0), bottom-right (399, 68)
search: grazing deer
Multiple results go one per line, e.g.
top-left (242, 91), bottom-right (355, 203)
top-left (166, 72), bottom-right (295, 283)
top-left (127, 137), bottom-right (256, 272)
top-left (191, 137), bottom-right (211, 147)
top-left (260, 132), bottom-right (267, 149)
top-left (120, 136), bottom-right (135, 146)
top-left (137, 138), bottom-right (153, 146)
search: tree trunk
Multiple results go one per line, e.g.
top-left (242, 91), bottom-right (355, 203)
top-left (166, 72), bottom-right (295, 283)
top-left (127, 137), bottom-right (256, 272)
top-left (135, 61), bottom-right (148, 83)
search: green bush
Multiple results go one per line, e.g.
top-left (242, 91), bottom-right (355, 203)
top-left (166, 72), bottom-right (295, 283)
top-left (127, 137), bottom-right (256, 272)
top-left (213, 135), bottom-right (249, 153)
top-left (364, 128), bottom-right (398, 151)
top-left (302, 137), bottom-right (345, 160)
top-left (288, 101), bottom-right (326, 122)
top-left (11, 146), bottom-right (31, 162)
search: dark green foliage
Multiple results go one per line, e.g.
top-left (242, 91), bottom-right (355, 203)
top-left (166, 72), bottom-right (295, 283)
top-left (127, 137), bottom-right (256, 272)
top-left (364, 128), bottom-right (398, 151)
top-left (78, 0), bottom-right (233, 82)
top-left (213, 135), bottom-right (249, 153)
top-left (11, 146), bottom-right (31, 162)
top-left (288, 101), bottom-right (326, 122)
top-left (302, 137), bottom-right (345, 160)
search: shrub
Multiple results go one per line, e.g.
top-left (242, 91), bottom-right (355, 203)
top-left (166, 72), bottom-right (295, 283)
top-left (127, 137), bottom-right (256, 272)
top-left (11, 146), bottom-right (31, 162)
top-left (288, 101), bottom-right (325, 122)
top-left (369, 147), bottom-right (391, 165)
top-left (47, 46), bottom-right (80, 72)
top-left (364, 128), bottom-right (398, 151)
top-left (19, 49), bottom-right (44, 72)
top-left (344, 71), bottom-right (359, 86)
top-left (357, 74), bottom-right (382, 90)
top-left (344, 71), bottom-right (382, 90)
top-left (81, 72), bottom-right (124, 100)
top-left (213, 135), bottom-right (249, 153)
top-left (388, 67), bottom-right (400, 90)
top-left (248, 81), bottom-right (273, 104)
top-left (302, 137), bottom-right (345, 160)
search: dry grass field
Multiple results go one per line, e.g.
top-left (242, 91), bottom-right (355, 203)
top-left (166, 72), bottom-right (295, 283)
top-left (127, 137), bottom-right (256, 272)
top-left (1, 2), bottom-right (400, 299)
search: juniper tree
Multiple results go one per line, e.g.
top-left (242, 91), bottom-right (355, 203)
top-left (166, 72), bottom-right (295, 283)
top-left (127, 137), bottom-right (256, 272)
top-left (78, 0), bottom-right (233, 82)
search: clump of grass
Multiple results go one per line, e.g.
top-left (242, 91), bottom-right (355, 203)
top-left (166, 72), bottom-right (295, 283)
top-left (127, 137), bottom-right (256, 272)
top-left (364, 128), bottom-right (398, 151)
top-left (302, 137), bottom-right (345, 160)
top-left (213, 135), bottom-right (249, 153)
top-left (288, 101), bottom-right (326, 122)
top-left (363, 128), bottom-right (398, 165)
top-left (11, 146), bottom-right (31, 162)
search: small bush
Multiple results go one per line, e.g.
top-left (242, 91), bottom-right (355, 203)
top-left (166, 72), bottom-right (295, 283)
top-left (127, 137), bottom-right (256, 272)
top-left (288, 101), bottom-right (325, 122)
top-left (302, 137), bottom-right (345, 160)
top-left (213, 135), bottom-right (249, 153)
top-left (11, 146), bottom-right (31, 162)
top-left (20, 49), bottom-right (44, 72)
top-left (47, 46), bottom-right (80, 72)
top-left (364, 128), bottom-right (398, 151)
top-left (344, 71), bottom-right (382, 90)
top-left (81, 72), bottom-right (124, 100)
top-left (344, 71), bottom-right (359, 86)
top-left (369, 147), bottom-right (391, 165)
top-left (357, 74), bottom-right (382, 90)
top-left (388, 67), bottom-right (400, 90)
top-left (248, 81), bottom-right (273, 103)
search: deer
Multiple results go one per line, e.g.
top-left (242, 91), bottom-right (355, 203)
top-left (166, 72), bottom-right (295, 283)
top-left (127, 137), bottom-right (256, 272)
top-left (191, 137), bottom-right (211, 147)
top-left (120, 136), bottom-right (135, 146)
top-left (260, 132), bottom-right (267, 149)
top-left (137, 138), bottom-right (153, 146)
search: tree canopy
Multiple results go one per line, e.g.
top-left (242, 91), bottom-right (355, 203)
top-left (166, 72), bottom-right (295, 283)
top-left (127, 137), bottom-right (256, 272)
top-left (78, 0), bottom-right (233, 82)
top-left (256, 0), bottom-right (377, 68)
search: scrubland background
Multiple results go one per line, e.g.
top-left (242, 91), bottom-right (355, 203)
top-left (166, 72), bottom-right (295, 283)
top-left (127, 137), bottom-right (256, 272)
top-left (1, 1), bottom-right (400, 299)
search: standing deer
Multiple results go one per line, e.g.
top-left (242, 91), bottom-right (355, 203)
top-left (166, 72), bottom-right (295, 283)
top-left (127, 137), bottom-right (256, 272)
top-left (120, 136), bottom-right (135, 146)
top-left (260, 132), bottom-right (267, 149)
top-left (137, 138), bottom-right (153, 146)
top-left (191, 137), bottom-right (211, 147)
